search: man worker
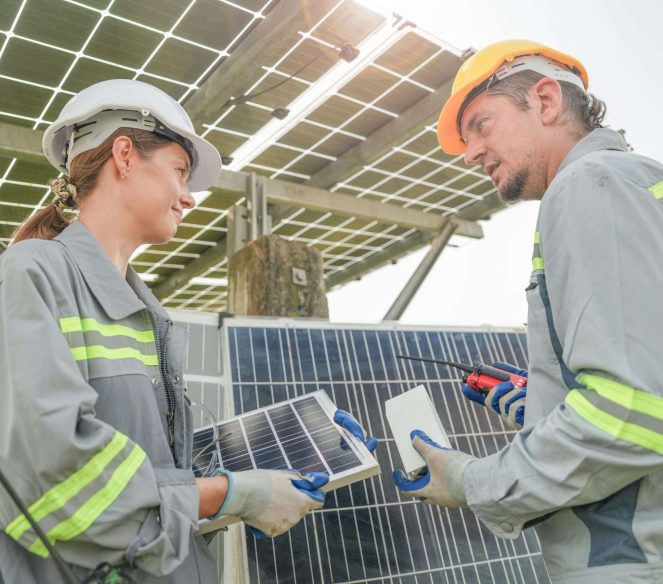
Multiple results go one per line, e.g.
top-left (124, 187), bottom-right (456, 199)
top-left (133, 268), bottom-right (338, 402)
top-left (392, 40), bottom-right (663, 583)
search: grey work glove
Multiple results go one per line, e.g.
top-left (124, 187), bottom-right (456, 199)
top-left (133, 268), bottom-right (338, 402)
top-left (214, 469), bottom-right (328, 538)
top-left (392, 430), bottom-right (477, 508)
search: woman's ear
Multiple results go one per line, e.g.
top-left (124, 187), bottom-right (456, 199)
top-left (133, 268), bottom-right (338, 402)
top-left (111, 135), bottom-right (135, 179)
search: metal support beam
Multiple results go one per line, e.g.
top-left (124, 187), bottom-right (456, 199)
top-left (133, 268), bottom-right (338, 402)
top-left (383, 220), bottom-right (457, 321)
top-left (455, 191), bottom-right (505, 221)
top-left (183, 0), bottom-right (329, 129)
top-left (212, 171), bottom-right (484, 237)
top-left (267, 178), bottom-right (448, 232)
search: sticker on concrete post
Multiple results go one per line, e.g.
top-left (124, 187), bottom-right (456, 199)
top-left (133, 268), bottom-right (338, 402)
top-left (292, 267), bottom-right (308, 286)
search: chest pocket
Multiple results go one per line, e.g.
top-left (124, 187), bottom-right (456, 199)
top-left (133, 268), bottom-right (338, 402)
top-left (59, 311), bottom-right (159, 382)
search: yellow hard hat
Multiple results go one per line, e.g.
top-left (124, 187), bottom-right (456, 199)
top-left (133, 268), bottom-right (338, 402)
top-left (437, 39), bottom-right (588, 155)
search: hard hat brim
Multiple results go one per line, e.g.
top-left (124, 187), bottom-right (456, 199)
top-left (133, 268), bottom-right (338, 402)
top-left (437, 87), bottom-right (472, 156)
top-left (184, 133), bottom-right (222, 191)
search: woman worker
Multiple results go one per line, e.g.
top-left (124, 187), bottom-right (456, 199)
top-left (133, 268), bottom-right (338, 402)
top-left (0, 79), bottom-right (376, 583)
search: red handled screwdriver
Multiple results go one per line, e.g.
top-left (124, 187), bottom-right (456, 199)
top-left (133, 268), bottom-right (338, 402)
top-left (397, 355), bottom-right (527, 396)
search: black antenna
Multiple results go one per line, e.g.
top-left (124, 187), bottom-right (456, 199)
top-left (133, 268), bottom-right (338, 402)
top-left (397, 354), bottom-right (475, 374)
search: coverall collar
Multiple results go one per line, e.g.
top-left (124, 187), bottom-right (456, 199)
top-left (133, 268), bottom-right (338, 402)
top-left (55, 220), bottom-right (159, 320)
top-left (557, 128), bottom-right (628, 174)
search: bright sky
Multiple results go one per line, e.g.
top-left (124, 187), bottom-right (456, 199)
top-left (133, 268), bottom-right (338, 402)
top-left (328, 0), bottom-right (663, 327)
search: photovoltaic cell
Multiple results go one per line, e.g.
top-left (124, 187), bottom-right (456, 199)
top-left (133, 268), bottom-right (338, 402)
top-left (222, 320), bottom-right (551, 584)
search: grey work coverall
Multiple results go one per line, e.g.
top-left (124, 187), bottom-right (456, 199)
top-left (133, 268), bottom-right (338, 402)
top-left (464, 129), bottom-right (663, 583)
top-left (0, 221), bottom-right (218, 582)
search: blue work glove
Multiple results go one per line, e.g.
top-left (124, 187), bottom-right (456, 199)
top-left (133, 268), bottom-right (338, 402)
top-left (213, 469), bottom-right (328, 539)
top-left (461, 362), bottom-right (528, 430)
top-left (392, 430), bottom-right (476, 508)
top-left (334, 409), bottom-right (378, 453)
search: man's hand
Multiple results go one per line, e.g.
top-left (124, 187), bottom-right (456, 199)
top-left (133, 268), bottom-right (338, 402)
top-left (334, 409), bottom-right (378, 452)
top-left (213, 469), bottom-right (328, 538)
top-left (461, 361), bottom-right (528, 430)
top-left (392, 430), bottom-right (476, 508)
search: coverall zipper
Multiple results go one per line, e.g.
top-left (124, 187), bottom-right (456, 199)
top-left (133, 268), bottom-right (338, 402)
top-left (149, 311), bottom-right (176, 447)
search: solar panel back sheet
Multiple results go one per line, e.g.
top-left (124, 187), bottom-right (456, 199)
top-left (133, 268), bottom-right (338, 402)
top-left (193, 390), bottom-right (380, 533)
top-left (221, 318), bottom-right (551, 584)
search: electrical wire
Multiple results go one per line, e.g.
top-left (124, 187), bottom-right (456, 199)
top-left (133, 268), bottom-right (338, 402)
top-left (219, 50), bottom-right (325, 114)
top-left (0, 467), bottom-right (138, 583)
top-left (234, 52), bottom-right (323, 104)
top-left (189, 398), bottom-right (231, 477)
top-left (0, 466), bottom-right (80, 584)
top-left (191, 440), bottom-right (220, 476)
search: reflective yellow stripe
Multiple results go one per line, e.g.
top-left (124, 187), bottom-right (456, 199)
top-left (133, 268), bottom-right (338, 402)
top-left (566, 391), bottom-right (663, 455)
top-left (534, 231), bottom-right (540, 244)
top-left (532, 257), bottom-right (544, 271)
top-left (648, 180), bottom-right (663, 200)
top-left (59, 317), bottom-right (154, 343)
top-left (6, 433), bottom-right (128, 541)
top-left (69, 345), bottom-right (158, 366)
top-left (578, 374), bottom-right (663, 421)
top-left (29, 446), bottom-right (146, 558)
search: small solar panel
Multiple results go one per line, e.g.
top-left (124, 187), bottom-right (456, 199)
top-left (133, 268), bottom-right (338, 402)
top-left (193, 390), bottom-right (380, 533)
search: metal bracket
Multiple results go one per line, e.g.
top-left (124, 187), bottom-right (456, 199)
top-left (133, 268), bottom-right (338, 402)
top-left (227, 173), bottom-right (273, 256)
top-left (247, 172), bottom-right (271, 241)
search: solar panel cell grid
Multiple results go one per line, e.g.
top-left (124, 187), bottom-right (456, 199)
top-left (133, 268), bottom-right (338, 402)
top-left (224, 321), bottom-right (550, 584)
top-left (192, 393), bottom-right (371, 477)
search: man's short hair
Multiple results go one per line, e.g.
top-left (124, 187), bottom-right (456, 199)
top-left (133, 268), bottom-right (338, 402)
top-left (484, 70), bottom-right (606, 134)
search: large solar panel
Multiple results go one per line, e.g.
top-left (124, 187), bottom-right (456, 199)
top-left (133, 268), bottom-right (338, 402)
top-left (220, 318), bottom-right (550, 584)
top-left (192, 390), bottom-right (380, 533)
top-left (0, 0), bottom-right (503, 313)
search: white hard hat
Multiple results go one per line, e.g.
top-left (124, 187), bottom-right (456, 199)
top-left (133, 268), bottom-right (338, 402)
top-left (42, 79), bottom-right (222, 191)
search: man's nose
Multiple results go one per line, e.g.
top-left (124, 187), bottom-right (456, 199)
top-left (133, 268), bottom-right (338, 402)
top-left (464, 139), bottom-right (485, 168)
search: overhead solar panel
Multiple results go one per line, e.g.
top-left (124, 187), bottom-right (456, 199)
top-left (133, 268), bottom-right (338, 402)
top-left (220, 318), bottom-right (551, 584)
top-left (0, 0), bottom-right (505, 314)
top-left (193, 390), bottom-right (380, 533)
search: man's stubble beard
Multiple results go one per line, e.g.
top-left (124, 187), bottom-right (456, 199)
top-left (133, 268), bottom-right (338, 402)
top-left (496, 151), bottom-right (546, 203)
top-left (498, 168), bottom-right (529, 203)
